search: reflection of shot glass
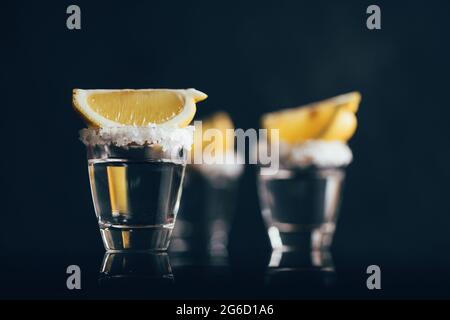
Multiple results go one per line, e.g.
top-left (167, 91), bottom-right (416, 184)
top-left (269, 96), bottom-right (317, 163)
top-left (258, 141), bottom-right (352, 251)
top-left (99, 252), bottom-right (174, 287)
top-left (81, 126), bottom-right (192, 252)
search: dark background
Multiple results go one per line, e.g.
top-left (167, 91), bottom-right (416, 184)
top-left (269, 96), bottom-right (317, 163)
top-left (2, 0), bottom-right (450, 299)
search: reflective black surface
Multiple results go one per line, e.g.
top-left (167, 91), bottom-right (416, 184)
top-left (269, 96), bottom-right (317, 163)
top-left (0, 235), bottom-right (449, 300)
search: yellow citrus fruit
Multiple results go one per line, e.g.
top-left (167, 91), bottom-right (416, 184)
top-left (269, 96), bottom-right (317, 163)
top-left (73, 88), bottom-right (207, 127)
top-left (191, 111), bottom-right (235, 160)
top-left (261, 92), bottom-right (361, 144)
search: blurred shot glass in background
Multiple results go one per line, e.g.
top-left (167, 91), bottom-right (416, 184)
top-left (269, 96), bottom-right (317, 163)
top-left (258, 92), bottom-right (361, 252)
top-left (170, 112), bottom-right (243, 260)
top-left (171, 160), bottom-right (243, 259)
top-left (258, 141), bottom-right (350, 251)
top-left (81, 126), bottom-right (193, 252)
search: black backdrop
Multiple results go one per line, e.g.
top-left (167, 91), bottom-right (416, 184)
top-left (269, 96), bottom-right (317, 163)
top-left (2, 0), bottom-right (450, 297)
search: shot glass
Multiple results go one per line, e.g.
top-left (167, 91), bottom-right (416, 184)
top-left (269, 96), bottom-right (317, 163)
top-left (257, 140), bottom-right (351, 251)
top-left (258, 166), bottom-right (345, 251)
top-left (81, 127), bottom-right (191, 252)
top-left (170, 159), bottom-right (243, 259)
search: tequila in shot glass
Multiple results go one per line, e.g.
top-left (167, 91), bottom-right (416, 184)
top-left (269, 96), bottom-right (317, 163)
top-left (82, 127), bottom-right (193, 251)
top-left (258, 92), bottom-right (361, 251)
top-left (74, 88), bottom-right (207, 252)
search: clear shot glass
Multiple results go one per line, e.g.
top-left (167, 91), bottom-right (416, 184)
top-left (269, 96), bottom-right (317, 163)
top-left (170, 157), bottom-right (243, 259)
top-left (82, 127), bottom-right (191, 252)
top-left (258, 166), bottom-right (345, 251)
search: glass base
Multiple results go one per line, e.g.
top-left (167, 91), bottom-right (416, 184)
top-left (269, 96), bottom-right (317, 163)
top-left (266, 249), bottom-right (336, 288)
top-left (99, 252), bottom-right (174, 288)
top-left (267, 224), bottom-right (335, 251)
top-left (100, 225), bottom-right (174, 251)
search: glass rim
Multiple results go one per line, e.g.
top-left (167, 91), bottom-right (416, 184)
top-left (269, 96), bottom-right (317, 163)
top-left (86, 143), bottom-right (189, 164)
top-left (79, 125), bottom-right (194, 151)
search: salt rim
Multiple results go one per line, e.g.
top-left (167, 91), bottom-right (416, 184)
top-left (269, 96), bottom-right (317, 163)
top-left (194, 151), bottom-right (244, 179)
top-left (79, 125), bottom-right (195, 152)
top-left (281, 140), bottom-right (353, 168)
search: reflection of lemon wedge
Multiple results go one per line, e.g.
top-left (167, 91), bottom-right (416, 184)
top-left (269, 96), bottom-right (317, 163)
top-left (262, 92), bottom-right (361, 144)
top-left (73, 88), bottom-right (207, 128)
top-left (191, 112), bottom-right (235, 160)
top-left (121, 230), bottom-right (131, 249)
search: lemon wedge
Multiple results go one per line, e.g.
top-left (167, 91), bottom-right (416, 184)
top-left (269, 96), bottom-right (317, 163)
top-left (195, 112), bottom-right (235, 151)
top-left (73, 88), bottom-right (207, 127)
top-left (262, 92), bottom-right (361, 144)
top-left (191, 112), bottom-right (235, 160)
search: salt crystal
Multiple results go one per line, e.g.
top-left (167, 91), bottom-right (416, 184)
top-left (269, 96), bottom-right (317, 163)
top-left (79, 125), bottom-right (194, 152)
top-left (282, 140), bottom-right (353, 168)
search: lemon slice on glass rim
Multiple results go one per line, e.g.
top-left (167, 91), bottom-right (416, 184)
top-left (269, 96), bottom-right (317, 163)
top-left (262, 92), bottom-right (361, 144)
top-left (73, 88), bottom-right (207, 128)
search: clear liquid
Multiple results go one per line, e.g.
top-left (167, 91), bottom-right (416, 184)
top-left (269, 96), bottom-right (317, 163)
top-left (170, 167), bottom-right (240, 257)
top-left (88, 160), bottom-right (185, 251)
top-left (258, 168), bottom-right (344, 250)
